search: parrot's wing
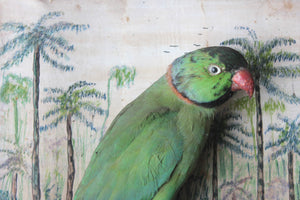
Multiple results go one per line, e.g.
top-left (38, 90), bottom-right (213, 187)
top-left (75, 107), bottom-right (183, 200)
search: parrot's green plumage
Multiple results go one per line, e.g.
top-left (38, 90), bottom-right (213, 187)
top-left (74, 46), bottom-right (254, 200)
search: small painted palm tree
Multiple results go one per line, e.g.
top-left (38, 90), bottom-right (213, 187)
top-left (265, 114), bottom-right (300, 200)
top-left (221, 26), bottom-right (300, 200)
top-left (40, 80), bottom-right (106, 200)
top-left (263, 99), bottom-right (286, 181)
top-left (219, 176), bottom-right (253, 200)
top-left (0, 11), bottom-right (89, 199)
top-left (265, 178), bottom-right (289, 200)
top-left (0, 74), bottom-right (32, 145)
top-left (0, 138), bottom-right (31, 200)
top-left (0, 73), bottom-right (32, 200)
top-left (100, 65), bottom-right (136, 138)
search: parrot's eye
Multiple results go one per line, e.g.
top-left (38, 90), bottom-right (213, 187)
top-left (208, 65), bottom-right (222, 75)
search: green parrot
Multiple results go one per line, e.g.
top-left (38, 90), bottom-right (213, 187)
top-left (74, 46), bottom-right (254, 200)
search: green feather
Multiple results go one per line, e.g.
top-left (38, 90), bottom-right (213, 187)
top-left (74, 46), bottom-right (249, 200)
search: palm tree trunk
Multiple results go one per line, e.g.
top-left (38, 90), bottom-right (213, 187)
top-left (212, 138), bottom-right (218, 200)
top-left (100, 76), bottom-right (112, 138)
top-left (32, 44), bottom-right (41, 200)
top-left (12, 100), bottom-right (19, 200)
top-left (255, 78), bottom-right (264, 200)
top-left (13, 100), bottom-right (20, 145)
top-left (66, 114), bottom-right (75, 200)
top-left (250, 116), bottom-right (257, 159)
top-left (288, 150), bottom-right (295, 200)
top-left (230, 149), bottom-right (233, 179)
top-left (11, 172), bottom-right (18, 200)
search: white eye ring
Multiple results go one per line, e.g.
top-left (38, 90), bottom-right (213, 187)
top-left (208, 65), bottom-right (222, 75)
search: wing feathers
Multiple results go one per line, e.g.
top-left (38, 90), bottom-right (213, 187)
top-left (75, 110), bottom-right (183, 200)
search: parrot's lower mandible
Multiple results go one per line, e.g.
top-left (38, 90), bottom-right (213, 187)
top-left (74, 46), bottom-right (254, 200)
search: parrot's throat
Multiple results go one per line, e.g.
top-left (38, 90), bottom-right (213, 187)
top-left (166, 64), bottom-right (233, 108)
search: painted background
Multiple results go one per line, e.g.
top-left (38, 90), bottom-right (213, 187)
top-left (0, 0), bottom-right (300, 199)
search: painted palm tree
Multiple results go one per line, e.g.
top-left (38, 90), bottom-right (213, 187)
top-left (221, 26), bottom-right (300, 200)
top-left (0, 73), bottom-right (32, 200)
top-left (219, 176), bottom-right (253, 200)
top-left (100, 65), bottom-right (136, 138)
top-left (0, 74), bottom-right (32, 145)
top-left (0, 138), bottom-right (31, 200)
top-left (40, 80), bottom-right (106, 200)
top-left (265, 178), bottom-right (289, 200)
top-left (265, 114), bottom-right (300, 200)
top-left (0, 11), bottom-right (89, 199)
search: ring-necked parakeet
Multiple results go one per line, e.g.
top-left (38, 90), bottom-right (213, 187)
top-left (74, 46), bottom-right (254, 200)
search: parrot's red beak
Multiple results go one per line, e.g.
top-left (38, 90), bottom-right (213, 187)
top-left (231, 69), bottom-right (254, 98)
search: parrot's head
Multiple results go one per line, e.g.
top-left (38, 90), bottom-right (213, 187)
top-left (167, 46), bottom-right (254, 108)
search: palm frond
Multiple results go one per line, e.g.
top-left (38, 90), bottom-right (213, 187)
top-left (66, 81), bottom-right (95, 95)
top-left (265, 124), bottom-right (285, 135)
top-left (44, 87), bottom-right (64, 94)
top-left (294, 148), bottom-right (300, 156)
top-left (42, 34), bottom-right (74, 52)
top-left (259, 37), bottom-right (296, 54)
top-left (78, 102), bottom-right (105, 116)
top-left (34, 11), bottom-right (64, 29)
top-left (277, 113), bottom-right (294, 125)
top-left (261, 79), bottom-right (300, 104)
top-left (269, 65), bottom-right (300, 78)
top-left (0, 22), bottom-right (28, 33)
top-left (75, 88), bottom-right (106, 100)
top-left (0, 171), bottom-right (10, 181)
top-left (2, 45), bottom-right (34, 70)
top-left (40, 115), bottom-right (65, 132)
top-left (265, 136), bottom-right (288, 150)
top-left (42, 106), bottom-right (61, 120)
top-left (40, 47), bottom-right (74, 71)
top-left (0, 73), bottom-right (32, 104)
top-left (234, 26), bottom-right (258, 40)
top-left (45, 21), bottom-right (90, 34)
top-left (0, 33), bottom-right (31, 57)
top-left (223, 132), bottom-right (254, 150)
top-left (270, 51), bottom-right (300, 62)
top-left (222, 112), bottom-right (242, 121)
top-left (42, 96), bottom-right (61, 104)
top-left (270, 145), bottom-right (289, 160)
top-left (220, 37), bottom-right (254, 52)
top-left (225, 124), bottom-right (253, 138)
top-left (224, 122), bottom-right (243, 131)
top-left (43, 42), bottom-right (70, 59)
top-left (110, 66), bottom-right (136, 88)
top-left (0, 149), bottom-right (15, 155)
top-left (73, 111), bottom-right (97, 132)
top-left (219, 139), bottom-right (253, 159)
